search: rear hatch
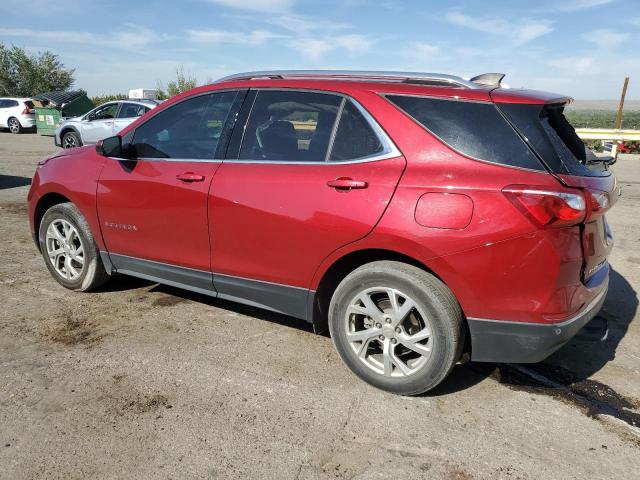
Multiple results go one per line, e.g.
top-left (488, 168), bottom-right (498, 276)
top-left (493, 93), bottom-right (620, 285)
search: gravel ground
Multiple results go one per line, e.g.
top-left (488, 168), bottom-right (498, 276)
top-left (1, 133), bottom-right (639, 479)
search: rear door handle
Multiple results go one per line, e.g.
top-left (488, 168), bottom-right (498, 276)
top-left (326, 177), bottom-right (368, 190)
top-left (176, 172), bottom-right (205, 182)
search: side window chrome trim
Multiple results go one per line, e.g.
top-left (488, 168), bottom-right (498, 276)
top-left (225, 88), bottom-right (402, 165)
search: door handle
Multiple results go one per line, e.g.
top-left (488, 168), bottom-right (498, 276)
top-left (176, 172), bottom-right (205, 182)
top-left (326, 177), bottom-right (368, 190)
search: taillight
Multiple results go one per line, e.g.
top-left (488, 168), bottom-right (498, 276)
top-left (503, 185), bottom-right (586, 228)
top-left (585, 189), bottom-right (610, 220)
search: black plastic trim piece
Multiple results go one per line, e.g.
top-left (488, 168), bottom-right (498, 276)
top-left (214, 273), bottom-right (310, 320)
top-left (109, 253), bottom-right (214, 296)
top-left (107, 253), bottom-right (313, 322)
top-left (467, 283), bottom-right (608, 363)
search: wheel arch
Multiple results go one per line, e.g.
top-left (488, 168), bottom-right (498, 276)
top-left (60, 126), bottom-right (81, 142)
top-left (311, 248), bottom-right (464, 329)
top-left (33, 192), bottom-right (73, 252)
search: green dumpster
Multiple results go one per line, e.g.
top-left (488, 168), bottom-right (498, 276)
top-left (33, 91), bottom-right (94, 136)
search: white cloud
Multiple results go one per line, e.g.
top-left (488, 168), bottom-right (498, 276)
top-left (266, 14), bottom-right (351, 34)
top-left (334, 34), bottom-right (371, 54)
top-left (186, 29), bottom-right (284, 45)
top-left (287, 34), bottom-right (372, 60)
top-left (582, 28), bottom-right (629, 48)
top-left (207, 0), bottom-right (295, 12)
top-left (0, 26), bottom-right (167, 50)
top-left (289, 38), bottom-right (333, 61)
top-left (547, 55), bottom-right (597, 74)
top-left (412, 42), bottom-right (440, 63)
top-left (445, 10), bottom-right (553, 45)
top-left (555, 0), bottom-right (615, 11)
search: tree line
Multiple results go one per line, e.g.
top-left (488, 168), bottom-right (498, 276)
top-left (0, 42), bottom-right (200, 102)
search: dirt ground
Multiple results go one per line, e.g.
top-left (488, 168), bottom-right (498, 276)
top-left (1, 133), bottom-right (639, 480)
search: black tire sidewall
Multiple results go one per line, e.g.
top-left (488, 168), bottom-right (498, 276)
top-left (38, 204), bottom-right (101, 291)
top-left (329, 264), bottom-right (461, 395)
top-left (63, 132), bottom-right (81, 148)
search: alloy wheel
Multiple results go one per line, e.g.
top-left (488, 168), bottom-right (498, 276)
top-left (8, 118), bottom-right (20, 134)
top-left (45, 219), bottom-right (85, 280)
top-left (63, 135), bottom-right (78, 148)
top-left (344, 287), bottom-right (433, 377)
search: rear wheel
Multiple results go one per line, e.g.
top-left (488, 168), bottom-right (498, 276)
top-left (62, 131), bottom-right (82, 148)
top-left (329, 261), bottom-right (464, 395)
top-left (8, 117), bottom-right (22, 134)
top-left (39, 202), bottom-right (109, 291)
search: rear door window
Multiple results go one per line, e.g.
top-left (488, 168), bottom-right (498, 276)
top-left (238, 90), bottom-right (342, 162)
top-left (131, 91), bottom-right (238, 159)
top-left (386, 95), bottom-right (543, 171)
top-left (329, 100), bottom-right (383, 161)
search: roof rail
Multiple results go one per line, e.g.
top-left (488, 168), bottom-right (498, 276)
top-left (215, 70), bottom-right (486, 89)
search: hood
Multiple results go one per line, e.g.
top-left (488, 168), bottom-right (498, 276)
top-left (38, 145), bottom-right (91, 165)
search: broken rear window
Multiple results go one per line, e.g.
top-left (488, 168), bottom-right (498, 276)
top-left (497, 103), bottom-right (609, 177)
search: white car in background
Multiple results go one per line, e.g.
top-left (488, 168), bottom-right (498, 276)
top-left (55, 99), bottom-right (160, 148)
top-left (0, 98), bottom-right (36, 133)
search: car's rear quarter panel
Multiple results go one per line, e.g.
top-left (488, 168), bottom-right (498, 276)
top-left (311, 88), bottom-right (588, 324)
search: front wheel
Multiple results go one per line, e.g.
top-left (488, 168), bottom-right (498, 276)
top-left (329, 261), bottom-right (464, 395)
top-left (39, 202), bottom-right (109, 291)
top-left (8, 117), bottom-right (22, 134)
top-left (62, 131), bottom-right (82, 148)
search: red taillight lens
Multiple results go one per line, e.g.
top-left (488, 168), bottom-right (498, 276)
top-left (503, 185), bottom-right (586, 228)
top-left (585, 189), bottom-right (610, 220)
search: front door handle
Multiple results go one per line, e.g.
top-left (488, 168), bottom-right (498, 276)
top-left (326, 177), bottom-right (368, 191)
top-left (176, 172), bottom-right (205, 182)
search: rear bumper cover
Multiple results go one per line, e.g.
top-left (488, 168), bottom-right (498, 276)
top-left (467, 280), bottom-right (608, 363)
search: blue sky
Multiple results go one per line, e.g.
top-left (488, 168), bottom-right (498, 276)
top-left (1, 0), bottom-right (638, 99)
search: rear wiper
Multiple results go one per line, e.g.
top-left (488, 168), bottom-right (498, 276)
top-left (585, 156), bottom-right (616, 167)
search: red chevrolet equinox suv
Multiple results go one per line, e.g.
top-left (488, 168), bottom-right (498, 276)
top-left (28, 71), bottom-right (619, 395)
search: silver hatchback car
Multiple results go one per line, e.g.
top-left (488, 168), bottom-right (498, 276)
top-left (55, 99), bottom-right (160, 148)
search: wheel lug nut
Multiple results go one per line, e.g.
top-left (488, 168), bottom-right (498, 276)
top-left (379, 335), bottom-right (384, 341)
top-left (391, 338), bottom-right (397, 345)
top-left (385, 318), bottom-right (392, 324)
top-left (375, 323), bottom-right (382, 329)
top-left (395, 327), bottom-right (401, 333)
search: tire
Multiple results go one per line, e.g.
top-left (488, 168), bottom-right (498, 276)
top-left (8, 117), bottom-right (22, 134)
top-left (329, 261), bottom-right (464, 395)
top-left (38, 202), bottom-right (109, 291)
top-left (62, 131), bottom-right (82, 149)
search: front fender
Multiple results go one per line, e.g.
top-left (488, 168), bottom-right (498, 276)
top-left (28, 147), bottom-right (107, 249)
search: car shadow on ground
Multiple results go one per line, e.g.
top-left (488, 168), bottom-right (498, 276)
top-left (0, 174), bottom-right (31, 190)
top-left (97, 267), bottom-right (636, 397)
top-left (542, 267), bottom-right (637, 381)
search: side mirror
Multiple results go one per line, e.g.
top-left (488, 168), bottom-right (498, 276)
top-left (86, 112), bottom-right (95, 121)
top-left (96, 135), bottom-right (124, 158)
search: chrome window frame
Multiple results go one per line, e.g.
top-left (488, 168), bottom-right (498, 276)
top-left (111, 87), bottom-right (401, 165)
top-left (226, 87), bottom-right (401, 165)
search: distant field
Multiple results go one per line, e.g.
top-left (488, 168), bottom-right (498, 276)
top-left (565, 109), bottom-right (640, 129)
top-left (569, 100), bottom-right (640, 111)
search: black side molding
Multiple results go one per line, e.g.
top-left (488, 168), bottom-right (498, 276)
top-left (105, 253), bottom-right (313, 322)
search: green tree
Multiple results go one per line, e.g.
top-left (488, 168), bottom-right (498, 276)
top-left (0, 43), bottom-right (74, 96)
top-left (157, 66), bottom-right (198, 99)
